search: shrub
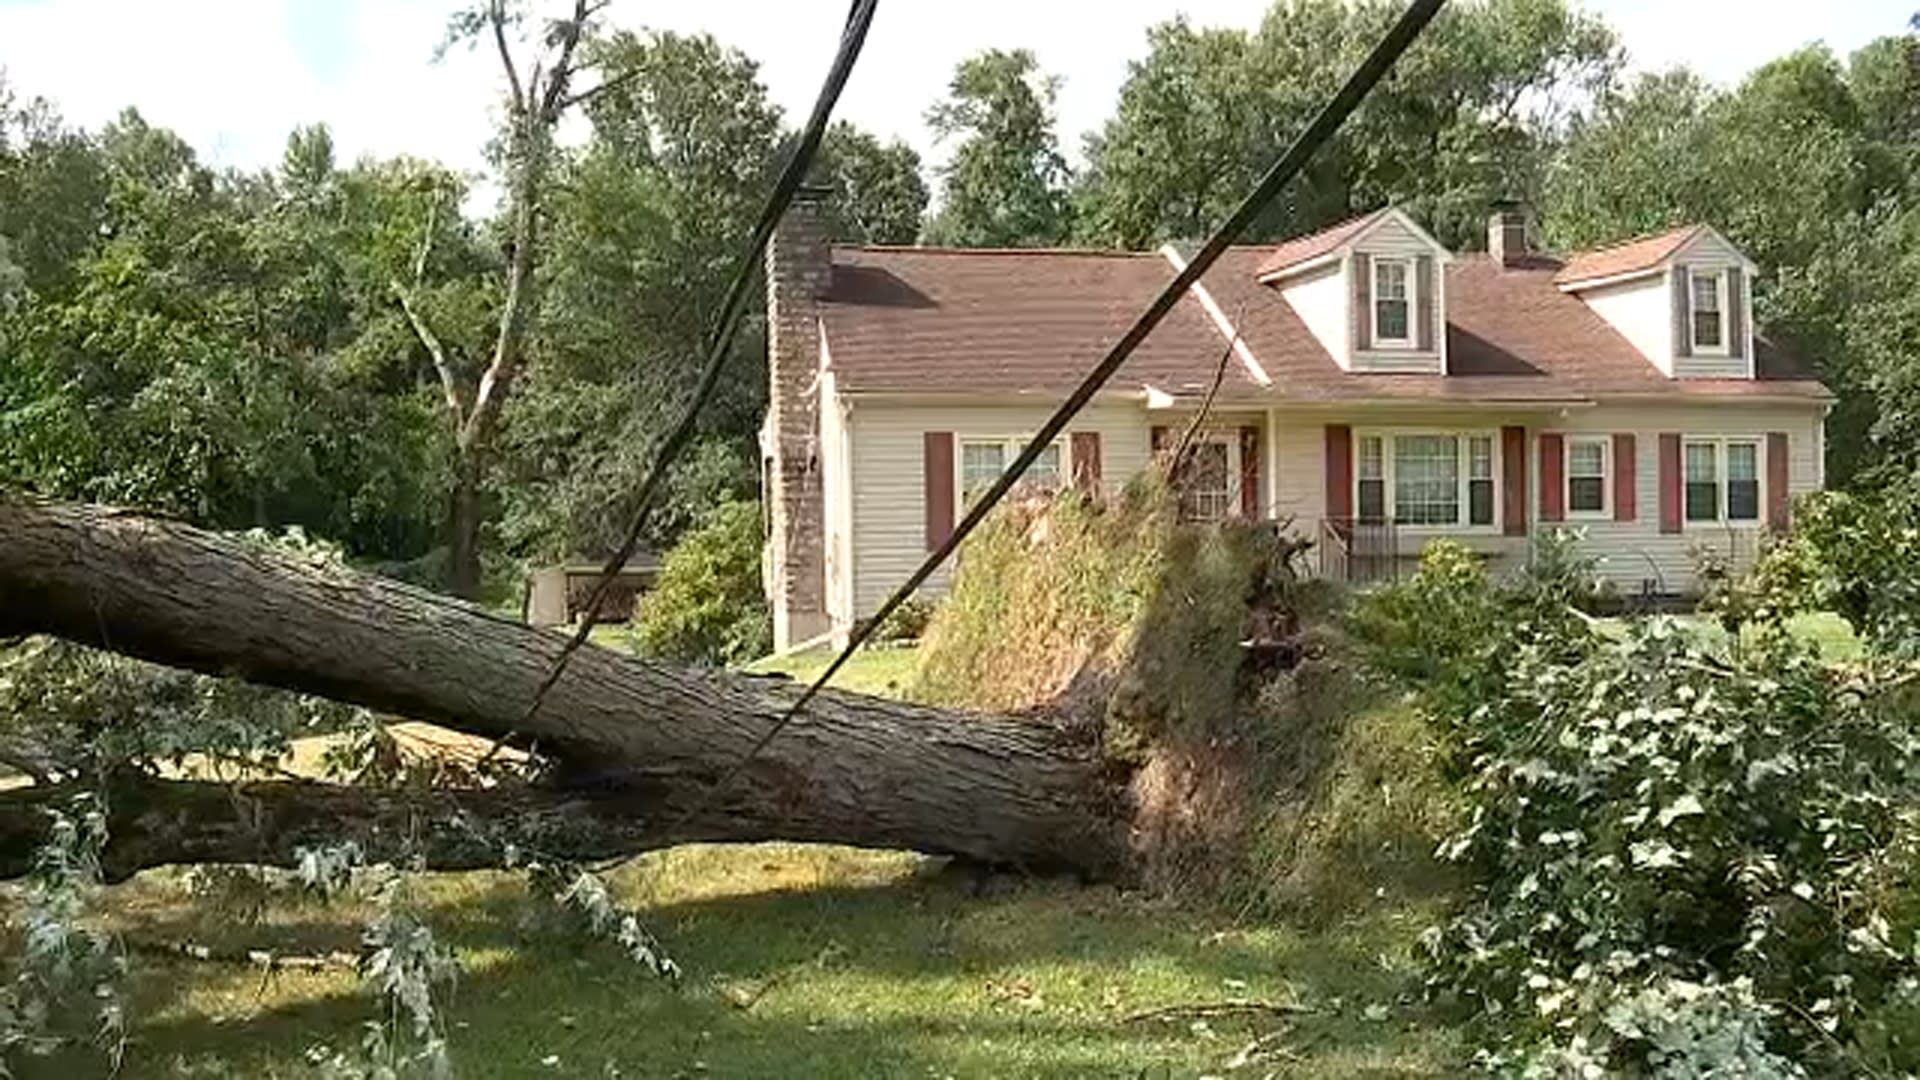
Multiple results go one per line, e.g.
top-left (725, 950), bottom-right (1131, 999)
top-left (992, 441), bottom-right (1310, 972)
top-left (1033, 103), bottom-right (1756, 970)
top-left (1360, 538), bottom-right (1920, 1073)
top-left (630, 500), bottom-right (771, 666)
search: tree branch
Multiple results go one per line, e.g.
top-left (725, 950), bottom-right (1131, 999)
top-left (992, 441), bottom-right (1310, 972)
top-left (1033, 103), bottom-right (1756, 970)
top-left (537, 0), bottom-right (595, 121)
top-left (489, 0), bottom-right (526, 115)
top-left (391, 278), bottom-right (466, 425)
top-left (0, 772), bottom-right (730, 882)
top-left (559, 65), bottom-right (640, 113)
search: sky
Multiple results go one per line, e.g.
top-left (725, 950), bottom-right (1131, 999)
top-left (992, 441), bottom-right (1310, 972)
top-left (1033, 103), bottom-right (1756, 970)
top-left (0, 0), bottom-right (1910, 187)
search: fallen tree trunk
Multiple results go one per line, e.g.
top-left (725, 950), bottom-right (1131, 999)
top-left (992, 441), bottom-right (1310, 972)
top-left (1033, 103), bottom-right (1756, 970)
top-left (0, 497), bottom-right (1131, 878)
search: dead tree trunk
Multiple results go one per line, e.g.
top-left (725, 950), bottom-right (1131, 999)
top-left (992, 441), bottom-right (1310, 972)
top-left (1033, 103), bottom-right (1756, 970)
top-left (0, 497), bottom-right (1131, 879)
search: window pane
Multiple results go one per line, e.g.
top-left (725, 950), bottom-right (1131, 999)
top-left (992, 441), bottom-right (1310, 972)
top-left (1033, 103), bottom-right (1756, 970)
top-left (1568, 440), bottom-right (1605, 478)
top-left (1692, 273), bottom-right (1722, 348)
top-left (1469, 479), bottom-right (1495, 526)
top-left (1728, 480), bottom-right (1760, 521)
top-left (1726, 442), bottom-right (1758, 482)
top-left (1469, 436), bottom-right (1494, 480)
top-left (1026, 444), bottom-right (1062, 488)
top-left (961, 442), bottom-right (1005, 503)
top-left (1569, 477), bottom-right (1605, 514)
top-left (1358, 479), bottom-right (1387, 523)
top-left (1691, 274), bottom-right (1719, 313)
top-left (1377, 262), bottom-right (1408, 299)
top-left (1358, 436), bottom-right (1384, 480)
top-left (1377, 299), bottom-right (1409, 340)
top-left (1375, 262), bottom-right (1410, 341)
top-left (1684, 443), bottom-right (1718, 483)
top-left (1393, 435), bottom-right (1459, 525)
top-left (1179, 441), bottom-right (1233, 522)
top-left (1685, 483), bottom-right (1719, 522)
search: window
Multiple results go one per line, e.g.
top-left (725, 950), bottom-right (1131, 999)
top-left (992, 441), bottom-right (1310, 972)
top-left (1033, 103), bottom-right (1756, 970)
top-left (1726, 442), bottom-right (1760, 522)
top-left (1684, 441), bottom-right (1719, 522)
top-left (960, 438), bottom-right (1063, 507)
top-left (1690, 270), bottom-right (1726, 353)
top-left (1373, 258), bottom-right (1412, 346)
top-left (1178, 440), bottom-right (1235, 522)
top-left (1683, 438), bottom-right (1762, 525)
top-left (1357, 436), bottom-right (1386, 522)
top-left (1352, 432), bottom-right (1498, 529)
top-left (1468, 435), bottom-right (1495, 526)
top-left (1567, 437), bottom-right (1608, 516)
top-left (960, 441), bottom-right (1005, 506)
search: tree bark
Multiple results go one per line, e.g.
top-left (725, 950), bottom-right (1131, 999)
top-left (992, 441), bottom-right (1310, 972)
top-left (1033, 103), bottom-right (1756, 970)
top-left (0, 497), bottom-right (1130, 878)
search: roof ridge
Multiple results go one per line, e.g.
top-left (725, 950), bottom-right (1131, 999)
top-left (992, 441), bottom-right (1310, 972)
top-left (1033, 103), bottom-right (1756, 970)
top-left (1563, 223), bottom-right (1702, 260)
top-left (835, 243), bottom-right (1160, 258)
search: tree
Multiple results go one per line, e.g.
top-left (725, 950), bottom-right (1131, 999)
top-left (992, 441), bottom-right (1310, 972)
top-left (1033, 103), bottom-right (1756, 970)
top-left (812, 121), bottom-right (928, 244)
top-left (396, 0), bottom-right (613, 598)
top-left (497, 29), bottom-right (782, 566)
top-left (924, 49), bottom-right (1073, 247)
top-left (0, 496), bottom-right (1128, 881)
top-left (1074, 0), bottom-right (1620, 250)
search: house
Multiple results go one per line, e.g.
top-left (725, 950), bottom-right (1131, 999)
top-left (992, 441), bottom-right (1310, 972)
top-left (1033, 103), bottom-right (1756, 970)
top-left (760, 189), bottom-right (1831, 650)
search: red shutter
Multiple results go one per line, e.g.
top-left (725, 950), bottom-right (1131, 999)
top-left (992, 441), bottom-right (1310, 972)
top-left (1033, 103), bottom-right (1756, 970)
top-left (1658, 433), bottom-right (1683, 534)
top-left (1502, 425), bottom-right (1528, 536)
top-left (1238, 426), bottom-right (1260, 519)
top-left (1071, 431), bottom-right (1103, 495)
top-left (1325, 424), bottom-right (1353, 521)
top-left (1767, 431), bottom-right (1790, 530)
top-left (1613, 433), bottom-right (1637, 522)
top-left (924, 432), bottom-right (954, 551)
top-left (1538, 432), bottom-right (1565, 523)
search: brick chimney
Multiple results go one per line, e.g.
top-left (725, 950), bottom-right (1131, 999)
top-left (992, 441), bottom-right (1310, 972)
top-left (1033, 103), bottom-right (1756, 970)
top-left (1488, 199), bottom-right (1531, 269)
top-left (764, 185), bottom-right (833, 650)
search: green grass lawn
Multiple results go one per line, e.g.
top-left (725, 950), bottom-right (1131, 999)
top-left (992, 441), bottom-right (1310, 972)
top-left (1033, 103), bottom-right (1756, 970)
top-left (1599, 610), bottom-right (1862, 661)
top-left (742, 643), bottom-right (923, 698)
top-left (83, 846), bottom-right (1458, 1079)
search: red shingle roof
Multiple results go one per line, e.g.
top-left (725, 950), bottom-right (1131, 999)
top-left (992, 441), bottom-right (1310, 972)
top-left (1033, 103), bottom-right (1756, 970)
top-left (817, 244), bottom-right (1828, 403)
top-left (1553, 225), bottom-right (1703, 287)
top-left (1252, 209), bottom-right (1388, 279)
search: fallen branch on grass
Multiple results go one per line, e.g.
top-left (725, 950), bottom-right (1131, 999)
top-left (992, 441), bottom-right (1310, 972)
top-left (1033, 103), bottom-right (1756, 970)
top-left (1120, 999), bottom-right (1315, 1025)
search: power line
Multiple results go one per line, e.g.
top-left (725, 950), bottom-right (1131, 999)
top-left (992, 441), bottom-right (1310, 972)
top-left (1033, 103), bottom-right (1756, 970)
top-left (680, 0), bottom-right (1449, 826)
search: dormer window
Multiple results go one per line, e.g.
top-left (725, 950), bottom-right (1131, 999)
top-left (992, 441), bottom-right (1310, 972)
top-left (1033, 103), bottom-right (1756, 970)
top-left (1689, 270), bottom-right (1728, 354)
top-left (1373, 258), bottom-right (1413, 347)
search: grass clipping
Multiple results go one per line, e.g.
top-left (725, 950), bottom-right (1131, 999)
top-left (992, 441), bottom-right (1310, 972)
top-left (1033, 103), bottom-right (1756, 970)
top-left (914, 483), bottom-right (1456, 916)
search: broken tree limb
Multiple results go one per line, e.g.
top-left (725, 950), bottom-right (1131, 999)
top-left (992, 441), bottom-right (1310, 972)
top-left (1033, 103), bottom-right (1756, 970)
top-left (0, 496), bottom-right (1130, 878)
top-left (0, 771), bottom-right (737, 882)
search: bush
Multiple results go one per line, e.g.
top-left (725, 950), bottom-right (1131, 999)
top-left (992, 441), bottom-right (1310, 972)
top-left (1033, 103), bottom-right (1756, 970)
top-left (630, 500), bottom-right (771, 666)
top-left (1359, 539), bottom-right (1920, 1074)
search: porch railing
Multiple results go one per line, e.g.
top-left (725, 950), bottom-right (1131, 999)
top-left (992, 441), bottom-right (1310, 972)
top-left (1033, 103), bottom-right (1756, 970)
top-left (1318, 517), bottom-right (1400, 585)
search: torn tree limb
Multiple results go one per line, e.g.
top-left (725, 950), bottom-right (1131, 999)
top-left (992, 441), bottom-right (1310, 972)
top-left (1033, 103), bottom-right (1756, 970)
top-left (0, 497), bottom-right (1131, 878)
top-left (0, 771), bottom-right (739, 882)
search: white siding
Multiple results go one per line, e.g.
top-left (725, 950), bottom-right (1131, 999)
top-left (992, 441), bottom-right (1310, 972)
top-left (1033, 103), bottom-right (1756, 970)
top-left (1278, 260), bottom-right (1350, 370)
top-left (1581, 274), bottom-right (1675, 376)
top-left (1545, 403), bottom-right (1824, 596)
top-left (1269, 414), bottom-right (1325, 527)
top-left (818, 370), bottom-right (855, 629)
top-left (842, 401), bottom-right (1154, 618)
top-left (1672, 231), bottom-right (1755, 379)
top-left (1352, 215), bottom-right (1443, 374)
